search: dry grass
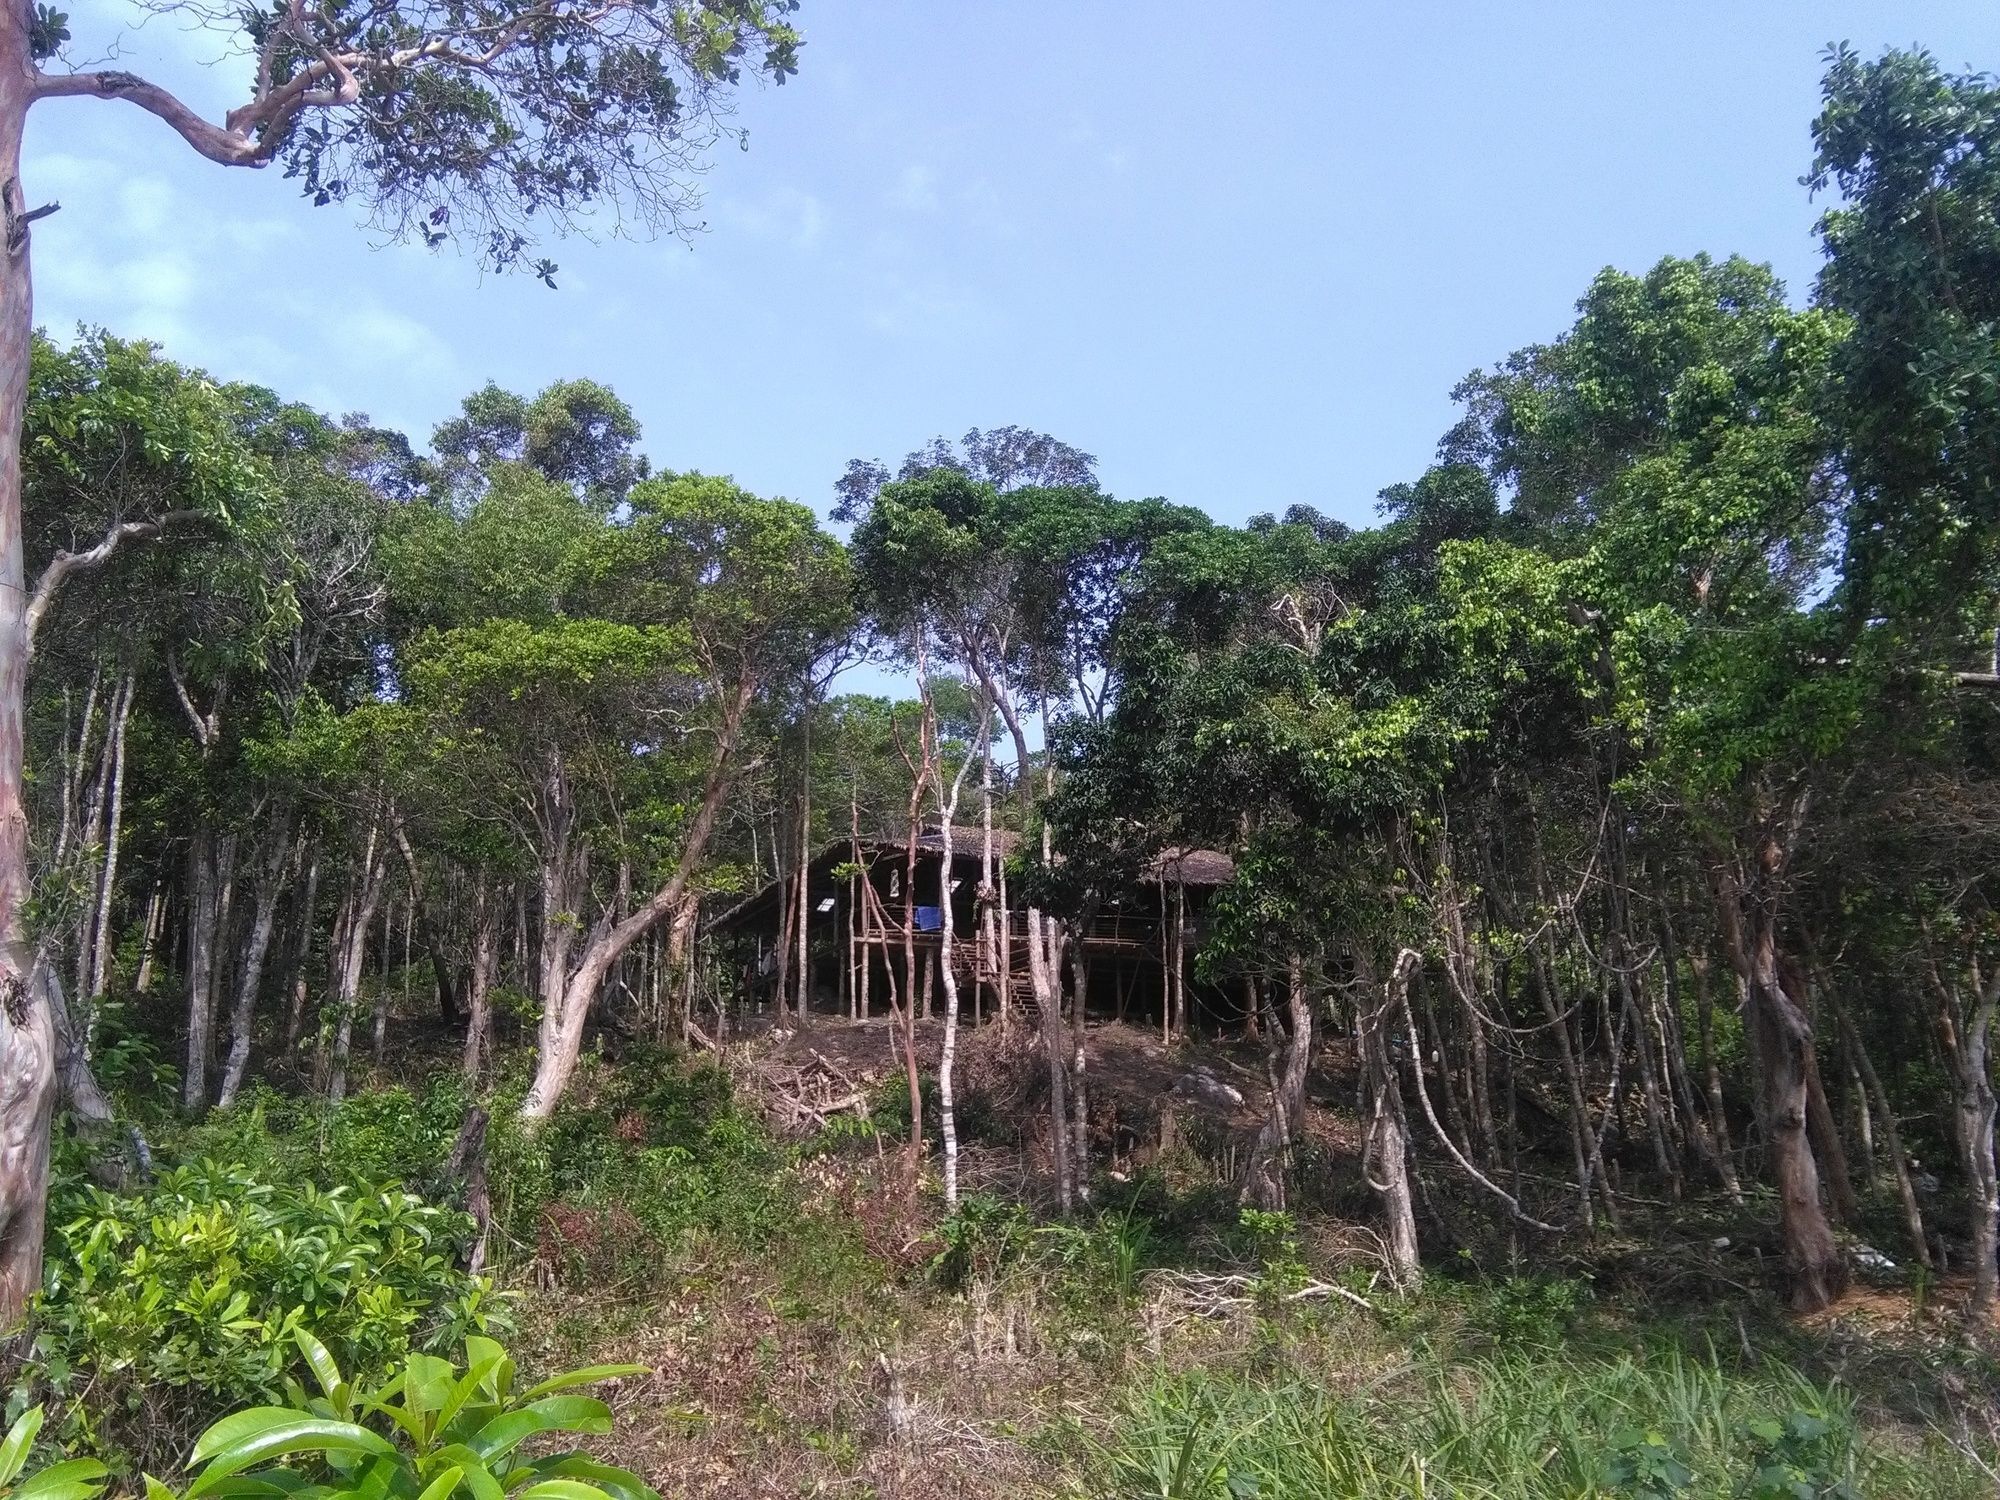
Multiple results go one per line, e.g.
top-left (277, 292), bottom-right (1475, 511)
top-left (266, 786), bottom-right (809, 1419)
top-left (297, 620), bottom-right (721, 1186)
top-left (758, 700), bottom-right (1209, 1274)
top-left (491, 1018), bottom-right (2000, 1499)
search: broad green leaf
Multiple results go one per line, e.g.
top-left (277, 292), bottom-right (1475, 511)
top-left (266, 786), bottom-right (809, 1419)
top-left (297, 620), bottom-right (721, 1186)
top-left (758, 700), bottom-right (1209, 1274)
top-left (516, 1370), bottom-right (643, 1403)
top-left (187, 1419), bottom-right (396, 1497)
top-left (404, 1356), bottom-right (455, 1420)
top-left (436, 1348), bottom-right (512, 1438)
top-left (193, 1411), bottom-right (319, 1469)
top-left (414, 1467), bottom-right (464, 1500)
top-left (12, 1459), bottom-right (110, 1500)
top-left (293, 1330), bottom-right (347, 1408)
top-left (466, 1401), bottom-right (610, 1462)
top-left (513, 1456), bottom-right (655, 1500)
top-left (192, 1475), bottom-right (321, 1499)
top-left (462, 1339), bottom-right (509, 1392)
top-left (335, 1456), bottom-right (397, 1500)
top-left (427, 1451), bottom-right (502, 1500)
top-left (0, 1406), bottom-right (44, 1487)
top-left (510, 1483), bottom-right (616, 1500)
top-left (12, 1481), bottom-right (108, 1500)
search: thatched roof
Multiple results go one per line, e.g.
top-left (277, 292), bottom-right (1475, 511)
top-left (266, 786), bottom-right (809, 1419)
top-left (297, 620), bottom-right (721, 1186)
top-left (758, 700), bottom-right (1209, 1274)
top-left (1145, 847), bottom-right (1236, 887)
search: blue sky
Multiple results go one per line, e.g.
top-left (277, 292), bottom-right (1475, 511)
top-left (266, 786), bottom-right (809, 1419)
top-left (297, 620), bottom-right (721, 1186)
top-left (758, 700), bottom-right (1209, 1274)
top-left (28, 2), bottom-right (2000, 534)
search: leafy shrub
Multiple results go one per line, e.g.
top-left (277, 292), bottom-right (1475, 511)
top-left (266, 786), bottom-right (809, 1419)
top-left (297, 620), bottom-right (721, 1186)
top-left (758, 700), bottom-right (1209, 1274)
top-left (865, 1069), bottom-right (939, 1145)
top-left (174, 1332), bottom-right (655, 1500)
top-left (1041, 1202), bottom-right (1160, 1305)
top-left (78, 1000), bottom-right (175, 1105)
top-left (180, 1080), bottom-right (473, 1192)
top-left (486, 1055), bottom-right (791, 1282)
top-left (1738, 1411), bottom-right (1861, 1500)
top-left (928, 1194), bottom-right (1034, 1292)
top-left (1236, 1208), bottom-right (1307, 1305)
top-left (1606, 1426), bottom-right (1694, 1497)
top-left (26, 1162), bottom-right (501, 1475)
top-left (1456, 1272), bottom-right (1594, 1348)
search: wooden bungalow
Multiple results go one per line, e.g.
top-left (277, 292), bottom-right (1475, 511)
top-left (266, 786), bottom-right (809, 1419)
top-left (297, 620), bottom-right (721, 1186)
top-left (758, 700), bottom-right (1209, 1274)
top-left (705, 827), bottom-right (1236, 1030)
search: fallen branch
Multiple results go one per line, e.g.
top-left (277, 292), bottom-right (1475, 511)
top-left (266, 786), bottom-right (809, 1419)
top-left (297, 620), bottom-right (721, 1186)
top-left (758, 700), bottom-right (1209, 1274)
top-left (1150, 1267), bottom-right (1375, 1316)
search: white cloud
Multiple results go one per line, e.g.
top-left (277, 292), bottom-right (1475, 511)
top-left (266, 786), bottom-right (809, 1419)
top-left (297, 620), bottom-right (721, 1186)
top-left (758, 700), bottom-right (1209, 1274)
top-left (118, 176), bottom-right (176, 235)
top-left (30, 139), bottom-right (462, 415)
top-left (343, 305), bottom-right (456, 379)
top-left (716, 185), bottom-right (827, 253)
top-left (863, 271), bottom-right (994, 343)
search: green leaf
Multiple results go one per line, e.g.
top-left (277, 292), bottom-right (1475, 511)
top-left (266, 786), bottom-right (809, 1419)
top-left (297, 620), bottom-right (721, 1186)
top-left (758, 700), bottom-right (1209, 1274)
top-left (193, 1411), bottom-right (316, 1468)
top-left (414, 1465), bottom-right (464, 1500)
top-left (0, 1406), bottom-right (44, 1487)
top-left (339, 1456), bottom-right (399, 1500)
top-left (466, 1400), bottom-right (610, 1462)
top-left (190, 1475), bottom-right (318, 1499)
top-left (405, 1356), bottom-right (456, 1420)
top-left (293, 1329), bottom-right (347, 1408)
top-left (186, 1418), bottom-right (397, 1497)
top-left (513, 1456), bottom-right (655, 1500)
top-left (435, 1348), bottom-right (512, 1441)
top-left (12, 1460), bottom-right (110, 1500)
top-left (462, 1339), bottom-right (511, 1394)
top-left (428, 1450), bottom-right (503, 1500)
top-left (515, 1369), bottom-right (643, 1403)
top-left (509, 1483), bottom-right (617, 1500)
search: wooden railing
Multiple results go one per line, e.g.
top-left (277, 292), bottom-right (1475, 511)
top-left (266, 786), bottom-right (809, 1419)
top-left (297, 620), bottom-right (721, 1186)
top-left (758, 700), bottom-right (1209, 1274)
top-left (856, 904), bottom-right (1177, 949)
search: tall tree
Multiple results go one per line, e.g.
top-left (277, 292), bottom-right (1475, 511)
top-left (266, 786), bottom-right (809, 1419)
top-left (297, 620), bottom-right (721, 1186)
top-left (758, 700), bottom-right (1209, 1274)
top-left (0, 0), bottom-right (803, 1326)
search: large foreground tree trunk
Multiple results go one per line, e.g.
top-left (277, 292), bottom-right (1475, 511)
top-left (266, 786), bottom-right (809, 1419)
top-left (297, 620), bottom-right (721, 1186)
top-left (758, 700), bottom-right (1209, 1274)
top-left (0, 21), bottom-right (54, 1328)
top-left (0, 945), bottom-right (55, 1323)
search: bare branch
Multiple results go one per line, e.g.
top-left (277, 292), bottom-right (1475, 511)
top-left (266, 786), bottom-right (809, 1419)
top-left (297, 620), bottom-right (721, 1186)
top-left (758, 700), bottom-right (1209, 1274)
top-left (33, 70), bottom-right (271, 165)
top-left (26, 511), bottom-right (202, 657)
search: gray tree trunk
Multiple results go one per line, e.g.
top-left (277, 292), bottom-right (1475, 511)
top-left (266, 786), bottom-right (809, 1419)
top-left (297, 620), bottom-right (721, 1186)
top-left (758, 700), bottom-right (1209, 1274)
top-left (218, 809), bottom-right (295, 1108)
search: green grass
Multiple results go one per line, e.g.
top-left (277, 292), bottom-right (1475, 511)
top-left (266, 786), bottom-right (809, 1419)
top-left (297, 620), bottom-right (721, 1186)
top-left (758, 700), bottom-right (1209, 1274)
top-left (1073, 1339), bottom-right (1987, 1499)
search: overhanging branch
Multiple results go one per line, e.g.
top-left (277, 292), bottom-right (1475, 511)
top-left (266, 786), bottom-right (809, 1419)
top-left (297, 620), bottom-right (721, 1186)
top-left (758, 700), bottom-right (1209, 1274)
top-left (27, 511), bottom-right (201, 657)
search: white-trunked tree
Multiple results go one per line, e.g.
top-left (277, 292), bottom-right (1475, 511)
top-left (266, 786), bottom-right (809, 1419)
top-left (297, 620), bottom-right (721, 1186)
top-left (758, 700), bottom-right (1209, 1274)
top-left (0, 0), bottom-right (802, 1325)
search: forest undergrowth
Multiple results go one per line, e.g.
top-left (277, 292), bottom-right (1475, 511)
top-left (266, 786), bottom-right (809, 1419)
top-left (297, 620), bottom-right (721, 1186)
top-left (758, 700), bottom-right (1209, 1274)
top-left (16, 1008), bottom-right (1996, 1500)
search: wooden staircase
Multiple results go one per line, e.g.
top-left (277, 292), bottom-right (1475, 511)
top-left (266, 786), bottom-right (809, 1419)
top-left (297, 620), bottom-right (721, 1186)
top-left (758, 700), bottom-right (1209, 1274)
top-left (1005, 970), bottom-right (1040, 1026)
top-left (967, 949), bottom-right (1040, 1027)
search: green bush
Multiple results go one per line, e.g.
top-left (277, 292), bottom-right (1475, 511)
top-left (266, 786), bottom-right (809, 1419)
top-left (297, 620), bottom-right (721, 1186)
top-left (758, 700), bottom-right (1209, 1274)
top-left (928, 1194), bottom-right (1035, 1292)
top-left (179, 1079), bottom-right (473, 1192)
top-left (172, 1331), bottom-right (656, 1500)
top-left (1454, 1271), bottom-right (1594, 1348)
top-left (485, 1054), bottom-right (794, 1283)
top-left (26, 1161), bottom-right (502, 1476)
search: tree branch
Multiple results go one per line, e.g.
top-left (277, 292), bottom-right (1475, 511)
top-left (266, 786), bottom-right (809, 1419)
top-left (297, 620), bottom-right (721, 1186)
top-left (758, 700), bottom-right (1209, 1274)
top-left (33, 70), bottom-right (272, 165)
top-left (164, 648), bottom-right (218, 752)
top-left (27, 511), bottom-right (201, 658)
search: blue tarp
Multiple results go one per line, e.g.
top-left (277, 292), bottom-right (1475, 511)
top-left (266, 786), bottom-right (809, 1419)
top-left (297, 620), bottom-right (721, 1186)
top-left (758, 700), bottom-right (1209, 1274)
top-left (914, 905), bottom-right (944, 932)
